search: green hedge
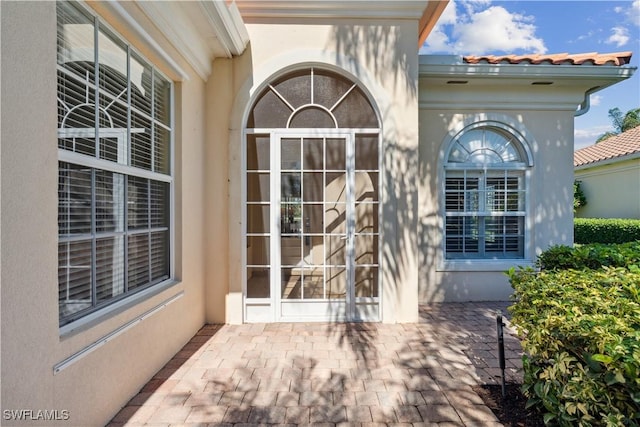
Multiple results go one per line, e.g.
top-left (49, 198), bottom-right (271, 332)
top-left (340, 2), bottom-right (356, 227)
top-left (508, 266), bottom-right (640, 426)
top-left (537, 242), bottom-right (640, 271)
top-left (575, 218), bottom-right (640, 244)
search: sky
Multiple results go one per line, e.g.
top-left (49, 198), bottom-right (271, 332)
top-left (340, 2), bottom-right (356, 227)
top-left (419, 0), bottom-right (640, 150)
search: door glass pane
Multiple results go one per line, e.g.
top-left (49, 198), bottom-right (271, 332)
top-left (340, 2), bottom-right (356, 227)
top-left (247, 267), bottom-right (270, 298)
top-left (273, 70), bottom-right (311, 109)
top-left (325, 138), bottom-right (345, 170)
top-left (281, 236), bottom-right (301, 266)
top-left (354, 172), bottom-right (378, 202)
top-left (355, 135), bottom-right (378, 170)
top-left (325, 203), bottom-right (346, 234)
top-left (303, 235), bottom-right (324, 265)
top-left (303, 138), bottom-right (323, 170)
top-left (303, 267), bottom-right (324, 299)
top-left (355, 235), bottom-right (378, 265)
top-left (247, 172), bottom-right (270, 202)
top-left (247, 135), bottom-right (270, 170)
top-left (325, 172), bottom-right (346, 203)
top-left (247, 204), bottom-right (269, 233)
top-left (281, 138), bottom-right (301, 170)
top-left (290, 108), bottom-right (335, 128)
top-left (325, 235), bottom-right (346, 265)
top-left (303, 204), bottom-right (324, 234)
top-left (281, 267), bottom-right (302, 299)
top-left (332, 87), bottom-right (378, 128)
top-left (247, 236), bottom-right (270, 265)
top-left (303, 172), bottom-right (323, 202)
top-left (355, 267), bottom-right (378, 297)
top-left (326, 266), bottom-right (346, 299)
top-left (355, 203), bottom-right (378, 234)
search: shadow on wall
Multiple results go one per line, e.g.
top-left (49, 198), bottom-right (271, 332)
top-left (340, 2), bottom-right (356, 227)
top-left (329, 25), bottom-right (417, 99)
top-left (418, 112), bottom-right (575, 301)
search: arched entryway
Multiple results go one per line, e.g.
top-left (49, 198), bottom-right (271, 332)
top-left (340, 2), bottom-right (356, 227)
top-left (243, 67), bottom-right (381, 322)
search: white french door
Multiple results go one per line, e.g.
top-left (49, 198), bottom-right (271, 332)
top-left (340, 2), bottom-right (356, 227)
top-left (245, 130), bottom-right (379, 322)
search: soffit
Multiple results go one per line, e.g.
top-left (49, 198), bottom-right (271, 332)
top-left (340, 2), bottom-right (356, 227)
top-left (134, 1), bottom-right (250, 80)
top-left (235, 0), bottom-right (447, 47)
top-left (575, 126), bottom-right (640, 167)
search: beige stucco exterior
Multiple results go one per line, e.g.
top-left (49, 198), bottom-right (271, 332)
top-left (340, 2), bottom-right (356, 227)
top-left (0, 1), bottom-right (634, 425)
top-left (1, 2), bottom-right (210, 425)
top-left (575, 157), bottom-right (640, 219)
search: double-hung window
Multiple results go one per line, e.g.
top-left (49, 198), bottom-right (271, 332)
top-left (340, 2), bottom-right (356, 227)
top-left (444, 125), bottom-right (530, 260)
top-left (57, 1), bottom-right (173, 326)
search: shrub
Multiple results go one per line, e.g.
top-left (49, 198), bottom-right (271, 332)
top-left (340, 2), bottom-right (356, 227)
top-left (537, 242), bottom-right (640, 271)
top-left (508, 267), bottom-right (640, 426)
top-left (575, 218), bottom-right (640, 244)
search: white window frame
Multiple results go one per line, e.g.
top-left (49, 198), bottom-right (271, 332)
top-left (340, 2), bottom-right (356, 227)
top-left (57, 1), bottom-right (176, 332)
top-left (438, 122), bottom-right (534, 272)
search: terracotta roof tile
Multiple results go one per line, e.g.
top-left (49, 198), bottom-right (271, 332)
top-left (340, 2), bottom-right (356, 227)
top-left (574, 126), bottom-right (640, 167)
top-left (464, 51), bottom-right (633, 66)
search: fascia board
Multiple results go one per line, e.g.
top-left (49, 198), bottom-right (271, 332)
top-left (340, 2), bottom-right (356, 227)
top-left (90, 1), bottom-right (189, 81)
top-left (575, 152), bottom-right (640, 171)
top-left (237, 1), bottom-right (428, 19)
top-left (199, 1), bottom-right (251, 57)
top-left (136, 1), bottom-right (250, 81)
top-left (419, 62), bottom-right (636, 81)
top-left (135, 2), bottom-right (212, 80)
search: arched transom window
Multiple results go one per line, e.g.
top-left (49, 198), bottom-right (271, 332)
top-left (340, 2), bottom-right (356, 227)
top-left (444, 125), bottom-right (532, 260)
top-left (248, 68), bottom-right (378, 129)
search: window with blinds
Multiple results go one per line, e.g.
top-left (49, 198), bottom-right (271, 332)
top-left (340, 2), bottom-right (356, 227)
top-left (57, 1), bottom-right (172, 325)
top-left (444, 126), bottom-right (529, 259)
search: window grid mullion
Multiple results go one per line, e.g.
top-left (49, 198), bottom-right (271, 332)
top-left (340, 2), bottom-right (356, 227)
top-left (151, 69), bottom-right (156, 172)
top-left (90, 169), bottom-right (97, 309)
top-left (93, 16), bottom-right (100, 160)
top-left (147, 179), bottom-right (152, 285)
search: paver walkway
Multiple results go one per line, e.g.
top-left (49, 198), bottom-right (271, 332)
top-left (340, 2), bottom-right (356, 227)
top-left (108, 302), bottom-right (524, 426)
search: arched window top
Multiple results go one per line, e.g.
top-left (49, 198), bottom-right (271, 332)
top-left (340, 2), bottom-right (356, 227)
top-left (247, 67), bottom-right (378, 129)
top-left (446, 125), bottom-right (532, 167)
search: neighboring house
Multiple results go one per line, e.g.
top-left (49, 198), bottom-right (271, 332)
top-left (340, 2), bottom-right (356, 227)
top-left (0, 1), bottom-right (635, 425)
top-left (574, 126), bottom-right (640, 219)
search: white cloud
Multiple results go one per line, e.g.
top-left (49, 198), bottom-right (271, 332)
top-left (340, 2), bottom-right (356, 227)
top-left (627, 0), bottom-right (640, 26)
top-left (613, 1), bottom-right (639, 27)
top-left (590, 94), bottom-right (602, 107)
top-left (421, 1), bottom-right (547, 55)
top-left (452, 6), bottom-right (546, 54)
top-left (574, 125), bottom-right (613, 150)
top-left (606, 26), bottom-right (630, 47)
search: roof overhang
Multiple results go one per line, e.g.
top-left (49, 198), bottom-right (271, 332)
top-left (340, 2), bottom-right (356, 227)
top-left (236, 0), bottom-right (448, 48)
top-left (575, 152), bottom-right (640, 171)
top-left (93, 1), bottom-right (250, 81)
top-left (419, 55), bottom-right (636, 111)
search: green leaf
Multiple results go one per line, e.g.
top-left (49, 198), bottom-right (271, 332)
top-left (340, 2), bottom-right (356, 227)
top-left (543, 413), bottom-right (556, 424)
top-left (591, 354), bottom-right (613, 364)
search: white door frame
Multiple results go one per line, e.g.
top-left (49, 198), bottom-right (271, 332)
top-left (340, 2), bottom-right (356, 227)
top-left (244, 128), bottom-right (380, 322)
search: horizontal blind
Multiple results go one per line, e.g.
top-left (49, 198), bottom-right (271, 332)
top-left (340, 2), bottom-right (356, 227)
top-left (57, 1), bottom-right (172, 326)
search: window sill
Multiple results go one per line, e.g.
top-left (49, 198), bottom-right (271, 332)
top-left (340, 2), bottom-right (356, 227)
top-left (59, 279), bottom-right (181, 339)
top-left (437, 259), bottom-right (535, 272)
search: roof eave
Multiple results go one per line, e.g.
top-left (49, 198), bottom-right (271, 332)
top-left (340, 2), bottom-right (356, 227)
top-left (575, 151), bottom-right (640, 170)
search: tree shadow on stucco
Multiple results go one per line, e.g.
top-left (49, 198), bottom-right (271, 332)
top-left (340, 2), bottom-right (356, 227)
top-left (329, 25), bottom-right (418, 99)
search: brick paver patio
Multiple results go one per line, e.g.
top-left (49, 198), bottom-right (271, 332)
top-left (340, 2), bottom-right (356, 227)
top-left (107, 302), bottom-right (524, 426)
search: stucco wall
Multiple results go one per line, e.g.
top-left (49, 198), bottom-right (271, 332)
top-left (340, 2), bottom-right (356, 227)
top-left (1, 3), bottom-right (208, 425)
top-left (575, 158), bottom-right (640, 219)
top-left (225, 19), bottom-right (421, 322)
top-left (418, 105), bottom-right (575, 302)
